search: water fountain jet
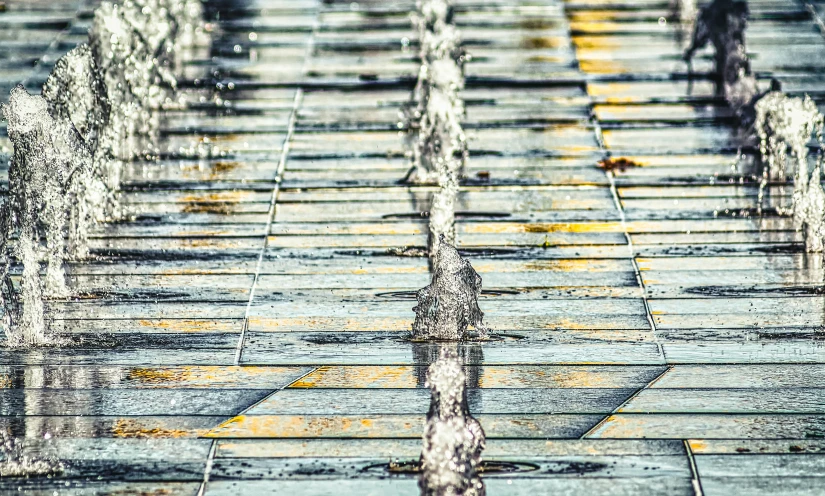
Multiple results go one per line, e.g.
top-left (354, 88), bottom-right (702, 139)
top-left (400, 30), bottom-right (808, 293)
top-left (43, 44), bottom-right (111, 253)
top-left (419, 347), bottom-right (486, 496)
top-left (684, 0), bottom-right (759, 121)
top-left (403, 0), bottom-right (468, 184)
top-left (0, 428), bottom-right (63, 478)
top-left (1, 85), bottom-right (95, 344)
top-left (89, 1), bottom-right (179, 160)
top-left (754, 92), bottom-right (825, 249)
top-left (412, 237), bottom-right (490, 341)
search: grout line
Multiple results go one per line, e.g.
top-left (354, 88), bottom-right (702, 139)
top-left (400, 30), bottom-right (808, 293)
top-left (580, 365), bottom-right (674, 439)
top-left (801, 1), bottom-right (825, 39)
top-left (241, 366), bottom-right (320, 414)
top-left (684, 439), bottom-right (705, 496)
top-left (602, 150), bottom-right (660, 342)
top-left (233, 8), bottom-right (320, 366)
top-left (196, 439), bottom-right (218, 496)
top-left (589, 88), bottom-right (662, 352)
top-left (543, 4), bottom-right (674, 441)
top-left (284, 366), bottom-right (321, 388)
top-left (583, 53), bottom-right (662, 358)
top-left (209, 367), bottom-right (321, 436)
top-left (232, 87), bottom-right (303, 366)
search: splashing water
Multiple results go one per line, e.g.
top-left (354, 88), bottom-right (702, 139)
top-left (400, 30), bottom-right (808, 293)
top-left (43, 44), bottom-right (109, 152)
top-left (87, 2), bottom-right (153, 220)
top-left (122, 0), bottom-right (206, 76)
top-left (0, 428), bottom-right (63, 478)
top-left (0, 207), bottom-right (21, 346)
top-left (684, 0), bottom-right (759, 119)
top-left (412, 237), bottom-right (489, 341)
top-left (164, 0), bottom-right (208, 62)
top-left (2, 85), bottom-right (95, 305)
top-left (428, 182), bottom-right (457, 256)
top-left (754, 92), bottom-right (825, 249)
top-left (86, 1), bottom-right (203, 216)
top-left (794, 164), bottom-right (825, 252)
top-left (403, 0), bottom-right (468, 184)
top-left (89, 1), bottom-right (178, 160)
top-left (43, 43), bottom-right (111, 251)
top-left (419, 347), bottom-right (485, 496)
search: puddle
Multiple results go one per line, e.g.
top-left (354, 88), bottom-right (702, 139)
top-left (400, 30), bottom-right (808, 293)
top-left (67, 290), bottom-right (193, 301)
top-left (376, 289), bottom-right (521, 299)
top-left (382, 211), bottom-right (512, 219)
top-left (364, 460), bottom-right (539, 474)
top-left (543, 460), bottom-right (608, 475)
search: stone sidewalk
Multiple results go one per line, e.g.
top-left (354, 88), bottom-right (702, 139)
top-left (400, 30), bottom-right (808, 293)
top-left (1, 0), bottom-right (825, 494)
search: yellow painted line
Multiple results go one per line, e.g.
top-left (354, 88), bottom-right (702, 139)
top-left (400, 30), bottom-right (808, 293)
top-left (688, 440), bottom-right (708, 453)
top-left (462, 222), bottom-right (625, 234)
top-left (113, 418), bottom-right (207, 439)
top-left (204, 415), bottom-right (421, 438)
top-left (247, 317), bottom-right (411, 332)
top-left (569, 11), bottom-right (621, 22)
top-left (570, 21), bottom-right (626, 33)
top-left (290, 365), bottom-right (418, 388)
top-left (137, 319), bottom-right (241, 333)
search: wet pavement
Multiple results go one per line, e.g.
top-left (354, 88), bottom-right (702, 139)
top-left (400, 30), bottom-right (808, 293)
top-left (2, 0), bottom-right (825, 494)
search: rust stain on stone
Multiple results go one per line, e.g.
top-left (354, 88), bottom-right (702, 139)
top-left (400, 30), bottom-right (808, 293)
top-left (520, 36), bottom-right (561, 49)
top-left (597, 157), bottom-right (643, 173)
top-left (112, 419), bottom-right (196, 439)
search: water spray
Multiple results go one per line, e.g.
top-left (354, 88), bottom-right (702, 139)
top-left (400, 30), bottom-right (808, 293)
top-left (419, 347), bottom-right (486, 496)
top-left (755, 92), bottom-right (825, 249)
top-left (404, 0), bottom-right (468, 184)
top-left (1, 85), bottom-right (94, 344)
top-left (0, 428), bottom-right (63, 478)
top-left (412, 237), bottom-right (490, 341)
top-left (0, 0), bottom-right (205, 346)
top-left (683, 0), bottom-right (759, 121)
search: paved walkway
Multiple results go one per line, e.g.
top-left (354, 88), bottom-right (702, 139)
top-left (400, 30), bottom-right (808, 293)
top-left (2, 0), bottom-right (825, 494)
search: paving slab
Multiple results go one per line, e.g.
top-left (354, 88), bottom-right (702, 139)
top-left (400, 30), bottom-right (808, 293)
top-left (2, 0), bottom-right (824, 492)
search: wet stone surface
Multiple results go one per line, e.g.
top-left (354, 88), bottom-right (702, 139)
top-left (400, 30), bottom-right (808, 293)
top-left (1, 0), bottom-right (825, 494)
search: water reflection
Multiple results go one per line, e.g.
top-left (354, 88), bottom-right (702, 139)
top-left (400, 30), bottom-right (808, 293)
top-left (411, 341), bottom-right (483, 412)
top-left (668, 0), bottom-right (696, 49)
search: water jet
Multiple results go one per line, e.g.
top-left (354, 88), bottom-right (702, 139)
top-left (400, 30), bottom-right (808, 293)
top-left (419, 347), bottom-right (486, 496)
top-left (412, 237), bottom-right (490, 341)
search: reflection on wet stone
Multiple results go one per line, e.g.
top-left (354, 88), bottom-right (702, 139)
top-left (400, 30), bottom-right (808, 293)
top-left (411, 342), bottom-right (484, 391)
top-left (2, 0), bottom-right (825, 492)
